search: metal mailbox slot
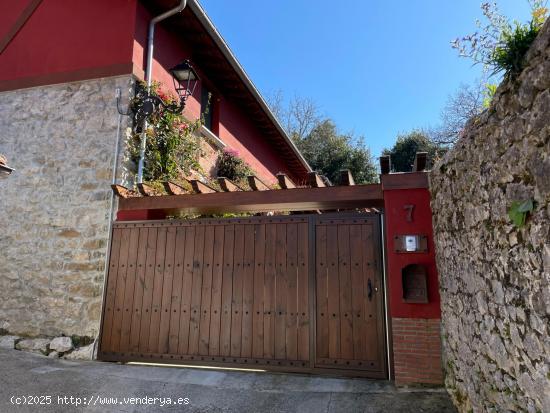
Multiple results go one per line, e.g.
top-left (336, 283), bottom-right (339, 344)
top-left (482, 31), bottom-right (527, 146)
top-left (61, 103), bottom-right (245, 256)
top-left (402, 264), bottom-right (428, 303)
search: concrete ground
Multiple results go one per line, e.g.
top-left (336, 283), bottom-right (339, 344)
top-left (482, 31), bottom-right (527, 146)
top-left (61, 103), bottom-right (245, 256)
top-left (0, 348), bottom-right (456, 412)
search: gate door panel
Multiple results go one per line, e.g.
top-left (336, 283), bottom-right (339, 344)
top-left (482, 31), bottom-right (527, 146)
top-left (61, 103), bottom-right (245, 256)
top-left (99, 214), bottom-right (386, 378)
top-left (314, 216), bottom-right (386, 375)
top-left (99, 216), bottom-right (311, 370)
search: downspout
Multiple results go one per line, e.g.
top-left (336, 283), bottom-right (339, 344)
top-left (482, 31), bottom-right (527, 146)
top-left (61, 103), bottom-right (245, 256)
top-left (137, 0), bottom-right (188, 184)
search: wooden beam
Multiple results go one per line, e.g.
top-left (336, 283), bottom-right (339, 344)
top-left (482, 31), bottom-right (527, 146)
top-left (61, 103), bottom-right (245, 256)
top-left (339, 169), bottom-right (355, 186)
top-left (111, 184), bottom-right (137, 199)
top-left (217, 177), bottom-right (243, 192)
top-left (380, 156), bottom-right (391, 175)
top-left (188, 179), bottom-right (218, 194)
top-left (380, 172), bottom-right (429, 190)
top-left (163, 181), bottom-right (187, 195)
top-left (247, 175), bottom-right (270, 191)
top-left (307, 172), bottom-right (326, 188)
top-left (117, 184), bottom-right (384, 215)
top-left (414, 152), bottom-right (428, 172)
top-left (137, 183), bottom-right (160, 197)
top-left (276, 173), bottom-right (296, 189)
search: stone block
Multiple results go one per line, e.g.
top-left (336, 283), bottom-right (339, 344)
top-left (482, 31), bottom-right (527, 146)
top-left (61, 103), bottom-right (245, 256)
top-left (49, 336), bottom-right (73, 353)
top-left (16, 338), bottom-right (50, 354)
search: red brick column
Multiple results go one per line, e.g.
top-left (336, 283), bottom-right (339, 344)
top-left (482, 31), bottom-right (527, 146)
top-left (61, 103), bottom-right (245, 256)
top-left (392, 318), bottom-right (443, 385)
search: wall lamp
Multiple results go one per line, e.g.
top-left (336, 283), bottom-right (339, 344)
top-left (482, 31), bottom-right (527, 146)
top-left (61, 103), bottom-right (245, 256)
top-left (117, 59), bottom-right (200, 123)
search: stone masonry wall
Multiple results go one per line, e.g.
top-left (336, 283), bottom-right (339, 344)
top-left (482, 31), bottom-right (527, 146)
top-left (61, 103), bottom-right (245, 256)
top-left (0, 76), bottom-right (134, 338)
top-left (430, 21), bottom-right (550, 413)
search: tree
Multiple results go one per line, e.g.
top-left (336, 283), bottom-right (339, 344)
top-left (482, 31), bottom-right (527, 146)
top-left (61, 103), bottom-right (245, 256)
top-left (431, 82), bottom-right (485, 145)
top-left (296, 120), bottom-right (378, 184)
top-left (383, 131), bottom-right (446, 172)
top-left (266, 91), bottom-right (321, 140)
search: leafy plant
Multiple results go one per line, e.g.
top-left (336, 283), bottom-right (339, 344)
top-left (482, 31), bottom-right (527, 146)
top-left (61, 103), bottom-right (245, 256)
top-left (482, 83), bottom-right (498, 108)
top-left (452, 1), bottom-right (548, 79)
top-left (216, 148), bottom-right (254, 187)
top-left (508, 199), bottom-right (534, 227)
top-left (129, 81), bottom-right (203, 182)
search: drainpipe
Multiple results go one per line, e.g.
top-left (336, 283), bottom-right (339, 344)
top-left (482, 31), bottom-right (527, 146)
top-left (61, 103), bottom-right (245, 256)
top-left (137, 0), bottom-right (188, 184)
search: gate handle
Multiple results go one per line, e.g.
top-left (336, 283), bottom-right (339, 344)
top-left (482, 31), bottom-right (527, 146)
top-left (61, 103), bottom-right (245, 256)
top-left (367, 278), bottom-right (373, 301)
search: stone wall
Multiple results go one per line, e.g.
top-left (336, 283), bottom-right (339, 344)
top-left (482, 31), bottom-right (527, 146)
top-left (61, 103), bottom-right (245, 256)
top-left (0, 76), bottom-right (134, 338)
top-left (430, 21), bottom-right (550, 413)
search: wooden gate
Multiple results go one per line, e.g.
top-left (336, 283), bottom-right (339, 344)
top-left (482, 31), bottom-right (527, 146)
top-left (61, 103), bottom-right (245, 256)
top-left (98, 214), bottom-right (387, 378)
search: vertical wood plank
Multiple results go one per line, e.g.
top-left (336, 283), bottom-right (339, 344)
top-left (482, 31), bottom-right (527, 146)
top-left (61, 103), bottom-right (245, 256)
top-left (188, 225), bottom-right (206, 355)
top-left (315, 225), bottom-right (328, 359)
top-left (157, 226), bottom-right (177, 354)
top-left (119, 227), bottom-right (141, 352)
top-left (148, 227), bottom-right (167, 353)
top-left (129, 228), bottom-right (149, 352)
top-left (220, 225), bottom-right (235, 356)
top-left (297, 222), bottom-right (309, 361)
top-left (198, 225), bottom-right (215, 355)
top-left (100, 228), bottom-right (122, 352)
top-left (241, 224), bottom-right (255, 358)
top-left (349, 224), bottom-right (366, 360)
top-left (178, 226), bottom-right (196, 354)
top-left (168, 226), bottom-right (186, 354)
top-left (274, 224), bottom-right (287, 360)
top-left (338, 224), bottom-right (354, 359)
top-left (230, 225), bottom-right (244, 357)
top-left (252, 224), bottom-right (265, 358)
top-left (285, 223), bottom-right (298, 361)
top-left (110, 228), bottom-right (132, 352)
top-left (208, 225), bottom-right (225, 356)
top-left (326, 225), bottom-right (341, 359)
top-left (138, 228), bottom-right (158, 353)
top-left (362, 224), bottom-right (379, 363)
top-left (263, 224), bottom-right (276, 359)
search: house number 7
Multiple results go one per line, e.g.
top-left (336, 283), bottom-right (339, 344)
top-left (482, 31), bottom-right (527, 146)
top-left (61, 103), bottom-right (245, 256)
top-left (404, 204), bottom-right (415, 222)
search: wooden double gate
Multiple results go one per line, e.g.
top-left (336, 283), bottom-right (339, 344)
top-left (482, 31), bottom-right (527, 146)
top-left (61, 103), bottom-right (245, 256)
top-left (99, 214), bottom-right (387, 378)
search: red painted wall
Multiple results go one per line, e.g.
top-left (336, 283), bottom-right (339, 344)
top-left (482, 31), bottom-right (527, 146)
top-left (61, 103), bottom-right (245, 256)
top-left (132, 3), bottom-right (291, 184)
top-left (383, 188), bottom-right (441, 319)
top-left (0, 0), bottom-right (137, 83)
top-left (0, 0), bottom-right (299, 184)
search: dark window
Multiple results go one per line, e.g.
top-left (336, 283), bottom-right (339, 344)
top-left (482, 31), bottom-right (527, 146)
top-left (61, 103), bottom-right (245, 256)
top-left (201, 86), bottom-right (213, 131)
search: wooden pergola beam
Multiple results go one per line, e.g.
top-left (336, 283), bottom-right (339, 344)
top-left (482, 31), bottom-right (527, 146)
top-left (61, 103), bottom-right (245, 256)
top-left (111, 184), bottom-right (137, 199)
top-left (307, 172), bottom-right (326, 188)
top-left (162, 181), bottom-right (187, 195)
top-left (247, 175), bottom-right (270, 191)
top-left (414, 152), bottom-right (428, 172)
top-left (137, 183), bottom-right (159, 197)
top-left (380, 156), bottom-right (391, 175)
top-left (276, 173), bottom-right (296, 189)
top-left (217, 177), bottom-right (243, 192)
top-left (117, 184), bottom-right (384, 215)
top-left (188, 179), bottom-right (218, 194)
top-left (340, 169), bottom-right (355, 186)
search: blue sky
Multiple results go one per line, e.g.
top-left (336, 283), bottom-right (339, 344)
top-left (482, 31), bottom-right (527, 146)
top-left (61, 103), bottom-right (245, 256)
top-left (200, 0), bottom-right (533, 157)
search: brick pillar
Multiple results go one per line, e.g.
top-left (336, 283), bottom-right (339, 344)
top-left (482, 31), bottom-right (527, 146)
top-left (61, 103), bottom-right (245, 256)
top-left (391, 318), bottom-right (443, 385)
top-left (382, 172), bottom-right (443, 386)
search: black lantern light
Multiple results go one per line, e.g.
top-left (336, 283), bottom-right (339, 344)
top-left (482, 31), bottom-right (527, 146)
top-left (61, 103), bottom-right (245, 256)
top-left (119, 59), bottom-right (200, 123)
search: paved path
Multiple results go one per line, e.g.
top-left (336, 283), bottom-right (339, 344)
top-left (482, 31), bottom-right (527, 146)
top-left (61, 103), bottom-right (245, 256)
top-left (0, 348), bottom-right (456, 412)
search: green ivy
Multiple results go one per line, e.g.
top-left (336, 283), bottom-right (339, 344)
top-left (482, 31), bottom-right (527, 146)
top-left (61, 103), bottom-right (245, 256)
top-left (508, 199), bottom-right (534, 227)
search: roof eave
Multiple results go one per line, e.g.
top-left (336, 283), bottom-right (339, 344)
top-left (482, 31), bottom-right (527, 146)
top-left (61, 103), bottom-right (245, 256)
top-left (188, 0), bottom-right (312, 174)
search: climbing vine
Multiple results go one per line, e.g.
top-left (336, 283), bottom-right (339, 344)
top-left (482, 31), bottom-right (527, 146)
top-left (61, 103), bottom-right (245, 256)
top-left (129, 81), bottom-right (204, 182)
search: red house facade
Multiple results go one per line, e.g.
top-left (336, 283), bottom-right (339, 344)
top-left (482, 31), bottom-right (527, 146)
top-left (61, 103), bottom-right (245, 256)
top-left (0, 0), bottom-right (309, 184)
top-left (0, 0), bottom-right (309, 346)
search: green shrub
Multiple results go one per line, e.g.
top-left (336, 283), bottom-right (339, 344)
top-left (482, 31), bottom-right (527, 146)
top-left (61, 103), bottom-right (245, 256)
top-left (216, 148), bottom-right (254, 187)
